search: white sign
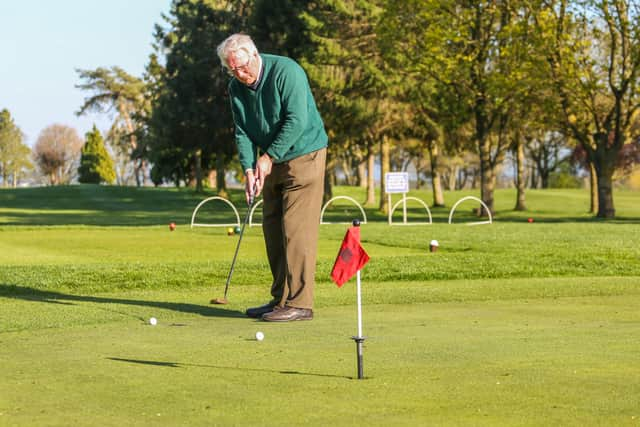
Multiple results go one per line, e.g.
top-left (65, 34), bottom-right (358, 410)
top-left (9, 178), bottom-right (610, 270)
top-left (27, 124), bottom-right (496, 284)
top-left (385, 172), bottom-right (409, 194)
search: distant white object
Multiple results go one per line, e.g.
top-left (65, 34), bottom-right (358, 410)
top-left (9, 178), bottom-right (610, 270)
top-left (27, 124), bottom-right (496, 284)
top-left (448, 196), bottom-right (493, 225)
top-left (149, 317), bottom-right (157, 326)
top-left (430, 240), bottom-right (439, 247)
top-left (190, 196), bottom-right (241, 229)
top-left (429, 240), bottom-right (439, 253)
top-left (388, 195), bottom-right (433, 226)
top-left (385, 172), bottom-right (410, 194)
top-left (320, 196), bottom-right (367, 225)
top-left (255, 331), bottom-right (264, 341)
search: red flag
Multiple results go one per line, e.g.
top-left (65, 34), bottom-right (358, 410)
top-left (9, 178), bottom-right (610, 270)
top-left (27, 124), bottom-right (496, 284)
top-left (331, 226), bottom-right (370, 287)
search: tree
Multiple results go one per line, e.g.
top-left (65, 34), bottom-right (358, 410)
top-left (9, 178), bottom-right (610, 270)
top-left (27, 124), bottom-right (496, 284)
top-left (145, 0), bottom-right (249, 193)
top-left (526, 131), bottom-right (570, 189)
top-left (0, 109), bottom-right (31, 187)
top-left (104, 125), bottom-right (136, 185)
top-left (78, 125), bottom-right (116, 184)
top-left (300, 0), bottom-right (405, 211)
top-left (402, 85), bottom-right (449, 207)
top-left (250, 0), bottom-right (312, 60)
top-left (381, 0), bottom-right (539, 215)
top-left (33, 125), bottom-right (83, 185)
top-left (76, 66), bottom-right (149, 186)
top-left (540, 0), bottom-right (640, 218)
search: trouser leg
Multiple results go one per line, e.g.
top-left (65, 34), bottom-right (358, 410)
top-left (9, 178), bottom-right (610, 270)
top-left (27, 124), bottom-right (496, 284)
top-left (262, 174), bottom-right (286, 305)
top-left (261, 148), bottom-right (326, 309)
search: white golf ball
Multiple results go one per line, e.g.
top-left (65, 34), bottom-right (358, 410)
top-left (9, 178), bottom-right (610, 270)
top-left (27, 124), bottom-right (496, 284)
top-left (149, 317), bottom-right (157, 326)
top-left (255, 331), bottom-right (264, 341)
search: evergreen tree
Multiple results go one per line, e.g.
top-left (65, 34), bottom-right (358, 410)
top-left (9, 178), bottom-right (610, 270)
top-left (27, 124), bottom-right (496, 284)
top-left (145, 0), bottom-right (250, 192)
top-left (250, 0), bottom-right (312, 60)
top-left (299, 0), bottom-right (403, 210)
top-left (78, 125), bottom-right (116, 184)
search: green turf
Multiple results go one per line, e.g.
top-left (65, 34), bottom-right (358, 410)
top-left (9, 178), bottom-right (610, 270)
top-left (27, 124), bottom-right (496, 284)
top-left (1, 185), bottom-right (639, 426)
top-left (1, 285), bottom-right (639, 426)
top-left (2, 185), bottom-right (640, 226)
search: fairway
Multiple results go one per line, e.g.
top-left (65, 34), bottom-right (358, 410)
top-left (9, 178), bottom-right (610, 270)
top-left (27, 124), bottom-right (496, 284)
top-left (1, 186), bottom-right (639, 426)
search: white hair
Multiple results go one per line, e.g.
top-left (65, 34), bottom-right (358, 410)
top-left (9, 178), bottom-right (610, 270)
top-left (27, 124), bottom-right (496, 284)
top-left (217, 34), bottom-right (258, 70)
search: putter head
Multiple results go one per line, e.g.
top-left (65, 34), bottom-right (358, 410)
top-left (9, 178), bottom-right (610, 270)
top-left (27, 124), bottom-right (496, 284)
top-left (210, 297), bottom-right (228, 305)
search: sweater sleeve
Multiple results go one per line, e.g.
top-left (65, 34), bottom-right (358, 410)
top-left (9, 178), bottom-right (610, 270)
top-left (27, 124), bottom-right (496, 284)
top-left (264, 63), bottom-right (308, 160)
top-left (231, 98), bottom-right (258, 172)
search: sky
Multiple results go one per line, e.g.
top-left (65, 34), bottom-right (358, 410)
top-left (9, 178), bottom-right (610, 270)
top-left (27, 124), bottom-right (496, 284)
top-left (0, 0), bottom-right (173, 147)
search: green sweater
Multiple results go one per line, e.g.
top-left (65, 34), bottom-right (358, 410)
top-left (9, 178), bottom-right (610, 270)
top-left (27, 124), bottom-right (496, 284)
top-left (228, 54), bottom-right (328, 172)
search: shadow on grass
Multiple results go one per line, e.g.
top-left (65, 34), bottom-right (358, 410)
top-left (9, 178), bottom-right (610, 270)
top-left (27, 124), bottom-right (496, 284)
top-left (0, 284), bottom-right (244, 318)
top-left (107, 357), bottom-right (352, 379)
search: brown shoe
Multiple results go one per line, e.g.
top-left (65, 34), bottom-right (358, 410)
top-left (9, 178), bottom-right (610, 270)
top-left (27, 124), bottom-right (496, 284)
top-left (246, 302), bottom-right (278, 318)
top-left (262, 306), bottom-right (313, 322)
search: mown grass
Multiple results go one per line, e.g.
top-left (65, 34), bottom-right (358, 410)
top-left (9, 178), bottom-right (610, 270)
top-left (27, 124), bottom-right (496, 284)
top-left (1, 222), bottom-right (638, 293)
top-left (2, 184), bottom-right (640, 226)
top-left (1, 185), bottom-right (639, 426)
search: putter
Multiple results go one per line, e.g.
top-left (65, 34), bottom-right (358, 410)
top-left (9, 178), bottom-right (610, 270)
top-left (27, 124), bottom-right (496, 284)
top-left (211, 182), bottom-right (258, 305)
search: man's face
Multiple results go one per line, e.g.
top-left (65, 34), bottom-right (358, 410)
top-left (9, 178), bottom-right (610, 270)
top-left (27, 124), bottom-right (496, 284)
top-left (227, 51), bottom-right (259, 85)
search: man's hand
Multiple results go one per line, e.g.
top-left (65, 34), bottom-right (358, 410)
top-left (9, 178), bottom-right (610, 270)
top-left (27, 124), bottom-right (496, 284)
top-left (254, 153), bottom-right (272, 196)
top-left (245, 170), bottom-right (258, 205)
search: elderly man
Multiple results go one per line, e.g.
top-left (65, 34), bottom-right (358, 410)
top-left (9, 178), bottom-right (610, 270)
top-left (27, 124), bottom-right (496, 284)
top-left (216, 34), bottom-right (328, 322)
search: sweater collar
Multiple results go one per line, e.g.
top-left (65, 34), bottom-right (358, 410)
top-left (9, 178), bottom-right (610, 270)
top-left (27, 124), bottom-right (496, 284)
top-left (247, 55), bottom-right (264, 91)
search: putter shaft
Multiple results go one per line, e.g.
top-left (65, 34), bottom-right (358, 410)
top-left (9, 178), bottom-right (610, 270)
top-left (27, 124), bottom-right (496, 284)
top-left (220, 184), bottom-right (258, 301)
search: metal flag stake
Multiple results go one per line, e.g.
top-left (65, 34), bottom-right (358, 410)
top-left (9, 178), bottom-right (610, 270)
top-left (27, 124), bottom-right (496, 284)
top-left (351, 268), bottom-right (366, 379)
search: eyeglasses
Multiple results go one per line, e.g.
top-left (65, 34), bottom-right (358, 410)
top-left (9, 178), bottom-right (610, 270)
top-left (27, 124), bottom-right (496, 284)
top-left (226, 57), bottom-right (252, 76)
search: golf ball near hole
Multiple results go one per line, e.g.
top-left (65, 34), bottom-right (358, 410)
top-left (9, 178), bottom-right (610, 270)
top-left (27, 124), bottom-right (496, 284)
top-left (255, 331), bottom-right (264, 341)
top-left (149, 317), bottom-right (157, 326)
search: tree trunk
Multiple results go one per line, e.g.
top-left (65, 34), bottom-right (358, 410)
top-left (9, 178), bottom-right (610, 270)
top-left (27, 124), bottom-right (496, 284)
top-left (378, 136), bottom-right (390, 214)
top-left (194, 149), bottom-right (203, 193)
top-left (428, 140), bottom-right (445, 207)
top-left (479, 137), bottom-right (495, 216)
top-left (339, 159), bottom-right (350, 185)
top-left (357, 161), bottom-right (366, 188)
top-left (596, 169), bottom-right (615, 218)
top-left (448, 164), bottom-right (458, 191)
top-left (585, 130), bottom-right (619, 218)
top-left (118, 105), bottom-right (142, 187)
top-left (540, 170), bottom-right (550, 189)
top-left (589, 162), bottom-right (598, 214)
top-left (593, 151), bottom-right (616, 218)
top-left (140, 159), bottom-right (148, 186)
top-left (529, 164), bottom-right (537, 188)
top-left (134, 162), bottom-right (142, 187)
top-left (415, 150), bottom-right (422, 190)
top-left (216, 148), bottom-right (228, 199)
top-left (458, 167), bottom-right (468, 190)
top-left (366, 142), bottom-right (375, 205)
top-left (515, 141), bottom-right (526, 211)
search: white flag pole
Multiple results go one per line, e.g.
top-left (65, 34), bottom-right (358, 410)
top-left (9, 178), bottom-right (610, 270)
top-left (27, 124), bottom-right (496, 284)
top-left (351, 219), bottom-right (366, 379)
top-left (356, 270), bottom-right (363, 338)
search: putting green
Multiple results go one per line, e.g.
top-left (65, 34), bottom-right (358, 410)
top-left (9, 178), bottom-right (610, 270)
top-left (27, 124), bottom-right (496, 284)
top-left (1, 282), bottom-right (639, 426)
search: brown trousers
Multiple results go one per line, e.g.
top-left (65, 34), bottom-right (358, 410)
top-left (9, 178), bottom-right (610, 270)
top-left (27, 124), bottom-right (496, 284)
top-left (262, 148), bottom-right (326, 310)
